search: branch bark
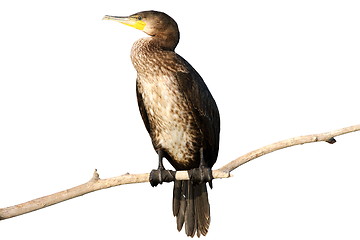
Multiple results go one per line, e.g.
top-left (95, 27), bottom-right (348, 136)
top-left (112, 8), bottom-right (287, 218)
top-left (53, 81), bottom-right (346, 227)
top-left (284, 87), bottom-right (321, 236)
top-left (1, 124), bottom-right (359, 220)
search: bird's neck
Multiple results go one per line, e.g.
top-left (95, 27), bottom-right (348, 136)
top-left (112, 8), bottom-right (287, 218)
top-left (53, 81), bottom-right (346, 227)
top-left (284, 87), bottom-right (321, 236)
top-left (130, 37), bottom-right (184, 75)
top-left (154, 31), bottom-right (179, 51)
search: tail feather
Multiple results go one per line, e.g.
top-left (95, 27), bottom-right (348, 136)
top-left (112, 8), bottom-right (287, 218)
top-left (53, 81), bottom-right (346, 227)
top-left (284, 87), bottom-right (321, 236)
top-left (173, 180), bottom-right (210, 237)
top-left (185, 184), bottom-right (195, 236)
top-left (194, 183), bottom-right (210, 237)
top-left (173, 180), bottom-right (186, 231)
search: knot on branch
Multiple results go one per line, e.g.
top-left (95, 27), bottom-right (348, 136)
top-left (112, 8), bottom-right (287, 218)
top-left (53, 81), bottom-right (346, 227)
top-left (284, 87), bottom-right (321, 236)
top-left (326, 137), bottom-right (336, 144)
top-left (90, 169), bottom-right (100, 182)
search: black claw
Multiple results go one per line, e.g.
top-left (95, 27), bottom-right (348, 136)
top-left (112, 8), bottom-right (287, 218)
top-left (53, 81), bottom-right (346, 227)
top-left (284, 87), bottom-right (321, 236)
top-left (149, 169), bottom-right (176, 187)
top-left (149, 169), bottom-right (161, 187)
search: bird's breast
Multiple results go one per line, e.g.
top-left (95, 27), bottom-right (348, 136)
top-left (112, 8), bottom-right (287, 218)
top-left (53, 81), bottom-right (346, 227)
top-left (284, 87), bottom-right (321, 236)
top-left (137, 74), bottom-right (201, 168)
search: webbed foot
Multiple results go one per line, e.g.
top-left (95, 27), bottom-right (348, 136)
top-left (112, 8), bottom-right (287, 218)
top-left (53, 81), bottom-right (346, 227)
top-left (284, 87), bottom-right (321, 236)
top-left (188, 166), bottom-right (213, 188)
top-left (149, 169), bottom-right (176, 187)
top-left (149, 149), bottom-right (176, 187)
top-left (188, 147), bottom-right (214, 188)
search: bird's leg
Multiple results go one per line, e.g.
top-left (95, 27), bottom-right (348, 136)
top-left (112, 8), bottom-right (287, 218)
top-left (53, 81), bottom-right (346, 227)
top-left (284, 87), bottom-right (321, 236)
top-left (149, 149), bottom-right (176, 187)
top-left (188, 147), bottom-right (213, 188)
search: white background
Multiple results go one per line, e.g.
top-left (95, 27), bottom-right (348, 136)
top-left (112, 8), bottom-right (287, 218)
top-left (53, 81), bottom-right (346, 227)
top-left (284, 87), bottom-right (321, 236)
top-left (1, 0), bottom-right (359, 239)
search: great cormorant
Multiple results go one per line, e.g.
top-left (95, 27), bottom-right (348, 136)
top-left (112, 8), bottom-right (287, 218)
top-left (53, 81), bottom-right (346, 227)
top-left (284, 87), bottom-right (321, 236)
top-left (103, 10), bottom-right (220, 237)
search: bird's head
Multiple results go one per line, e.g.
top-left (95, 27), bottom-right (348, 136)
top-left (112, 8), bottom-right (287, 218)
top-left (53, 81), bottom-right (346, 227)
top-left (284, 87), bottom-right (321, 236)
top-left (103, 10), bottom-right (179, 50)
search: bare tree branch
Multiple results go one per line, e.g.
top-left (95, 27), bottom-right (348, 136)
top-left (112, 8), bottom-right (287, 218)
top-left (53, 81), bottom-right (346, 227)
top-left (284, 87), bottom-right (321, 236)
top-left (1, 124), bottom-right (359, 220)
top-left (218, 124), bottom-right (360, 173)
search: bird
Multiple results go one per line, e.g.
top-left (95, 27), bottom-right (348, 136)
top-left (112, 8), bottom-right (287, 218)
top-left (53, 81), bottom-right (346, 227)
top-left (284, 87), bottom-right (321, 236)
top-left (103, 10), bottom-right (220, 237)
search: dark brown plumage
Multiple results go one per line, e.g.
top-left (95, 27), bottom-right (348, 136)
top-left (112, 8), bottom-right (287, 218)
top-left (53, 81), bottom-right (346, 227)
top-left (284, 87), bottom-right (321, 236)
top-left (104, 10), bottom-right (220, 237)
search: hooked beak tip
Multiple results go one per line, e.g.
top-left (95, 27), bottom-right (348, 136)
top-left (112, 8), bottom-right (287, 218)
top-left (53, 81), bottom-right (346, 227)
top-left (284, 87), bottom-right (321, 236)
top-left (102, 15), bottom-right (111, 21)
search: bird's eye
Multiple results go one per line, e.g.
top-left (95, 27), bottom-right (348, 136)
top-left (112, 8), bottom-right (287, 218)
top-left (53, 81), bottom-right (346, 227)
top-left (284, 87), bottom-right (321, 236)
top-left (137, 16), bottom-right (142, 20)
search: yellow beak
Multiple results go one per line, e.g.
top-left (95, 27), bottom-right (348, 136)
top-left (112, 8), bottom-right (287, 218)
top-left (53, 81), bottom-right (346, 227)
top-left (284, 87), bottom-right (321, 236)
top-left (103, 15), bottom-right (146, 31)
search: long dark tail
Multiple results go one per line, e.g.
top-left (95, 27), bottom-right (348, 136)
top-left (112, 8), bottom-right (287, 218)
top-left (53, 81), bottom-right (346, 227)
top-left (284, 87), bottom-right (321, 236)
top-left (173, 180), bottom-right (210, 237)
